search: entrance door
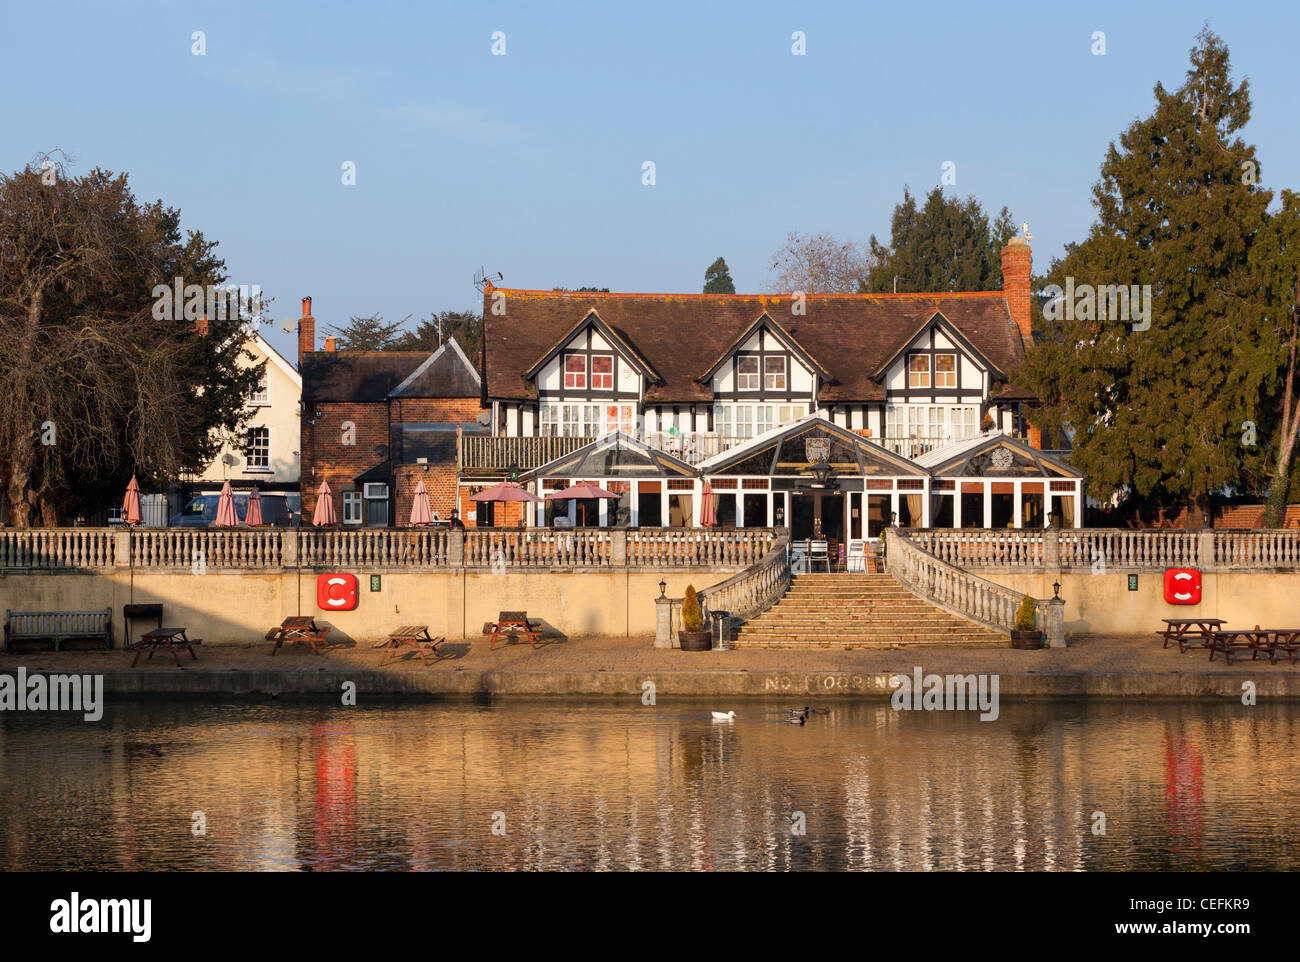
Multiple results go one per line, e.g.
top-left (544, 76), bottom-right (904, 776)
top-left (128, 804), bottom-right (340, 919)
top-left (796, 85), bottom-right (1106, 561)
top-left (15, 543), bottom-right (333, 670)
top-left (791, 492), bottom-right (845, 541)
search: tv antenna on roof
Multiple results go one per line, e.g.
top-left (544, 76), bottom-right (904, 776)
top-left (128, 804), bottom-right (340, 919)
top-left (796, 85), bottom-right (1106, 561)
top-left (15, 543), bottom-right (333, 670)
top-left (473, 267), bottom-right (503, 293)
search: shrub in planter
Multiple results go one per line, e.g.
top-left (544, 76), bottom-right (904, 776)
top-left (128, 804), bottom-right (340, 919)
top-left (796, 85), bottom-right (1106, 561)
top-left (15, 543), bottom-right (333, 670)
top-left (1010, 595), bottom-right (1042, 649)
top-left (678, 585), bottom-right (712, 651)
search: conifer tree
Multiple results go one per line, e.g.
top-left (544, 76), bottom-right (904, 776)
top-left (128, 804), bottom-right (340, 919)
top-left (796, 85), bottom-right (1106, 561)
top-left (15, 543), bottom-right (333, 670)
top-left (1019, 27), bottom-right (1288, 524)
top-left (703, 257), bottom-right (736, 294)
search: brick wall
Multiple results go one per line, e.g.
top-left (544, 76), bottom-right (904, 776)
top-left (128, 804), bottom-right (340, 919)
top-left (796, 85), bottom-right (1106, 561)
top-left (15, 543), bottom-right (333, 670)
top-left (302, 392), bottom-right (482, 524)
top-left (301, 400), bottom-right (389, 521)
top-left (1000, 238), bottom-right (1033, 351)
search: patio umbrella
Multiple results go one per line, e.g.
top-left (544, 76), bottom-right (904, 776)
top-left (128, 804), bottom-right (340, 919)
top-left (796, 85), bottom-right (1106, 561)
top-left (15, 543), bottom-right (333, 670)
top-left (122, 476), bottom-right (143, 525)
top-left (312, 481), bottom-right (337, 526)
top-left (122, 476), bottom-right (142, 603)
top-left (215, 480), bottom-right (237, 527)
top-left (700, 479), bottom-right (718, 527)
top-left (244, 486), bottom-right (263, 526)
top-left (409, 479), bottom-right (433, 526)
top-left (469, 482), bottom-right (543, 503)
top-left (542, 483), bottom-right (621, 501)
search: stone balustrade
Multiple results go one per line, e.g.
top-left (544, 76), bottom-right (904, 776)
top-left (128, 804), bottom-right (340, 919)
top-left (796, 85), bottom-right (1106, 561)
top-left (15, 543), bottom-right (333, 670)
top-left (0, 526), bottom-right (779, 572)
top-left (904, 528), bottom-right (1300, 572)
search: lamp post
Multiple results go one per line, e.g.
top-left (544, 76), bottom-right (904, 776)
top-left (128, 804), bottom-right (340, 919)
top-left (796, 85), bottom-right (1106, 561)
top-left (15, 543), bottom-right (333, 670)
top-left (658, 579), bottom-right (667, 598)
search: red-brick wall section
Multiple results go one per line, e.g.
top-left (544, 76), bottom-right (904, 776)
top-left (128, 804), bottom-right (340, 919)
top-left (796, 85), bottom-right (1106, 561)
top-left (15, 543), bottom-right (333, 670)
top-left (1001, 238), bottom-right (1033, 351)
top-left (301, 392), bottom-right (483, 525)
top-left (300, 400), bottom-right (390, 523)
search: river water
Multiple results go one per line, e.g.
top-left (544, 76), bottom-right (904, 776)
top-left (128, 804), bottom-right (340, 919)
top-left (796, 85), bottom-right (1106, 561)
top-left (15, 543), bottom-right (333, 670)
top-left (1, 698), bottom-right (1295, 871)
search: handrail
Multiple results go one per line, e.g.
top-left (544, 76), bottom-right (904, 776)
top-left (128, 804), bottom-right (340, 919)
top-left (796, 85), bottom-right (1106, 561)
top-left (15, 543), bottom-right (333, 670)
top-left (698, 530), bottom-right (792, 622)
top-left (886, 528), bottom-right (1032, 633)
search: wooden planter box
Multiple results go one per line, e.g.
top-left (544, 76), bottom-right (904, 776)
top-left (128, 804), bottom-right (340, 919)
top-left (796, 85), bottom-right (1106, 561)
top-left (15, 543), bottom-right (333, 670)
top-left (1010, 629), bottom-right (1042, 650)
top-left (678, 629), bottom-right (712, 651)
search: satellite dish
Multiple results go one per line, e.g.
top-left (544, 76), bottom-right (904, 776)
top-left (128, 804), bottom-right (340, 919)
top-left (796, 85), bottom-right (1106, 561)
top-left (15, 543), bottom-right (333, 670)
top-left (280, 318), bottom-right (296, 333)
top-left (476, 411), bottom-right (491, 426)
top-left (221, 453), bottom-right (238, 466)
top-left (372, 444), bottom-right (389, 459)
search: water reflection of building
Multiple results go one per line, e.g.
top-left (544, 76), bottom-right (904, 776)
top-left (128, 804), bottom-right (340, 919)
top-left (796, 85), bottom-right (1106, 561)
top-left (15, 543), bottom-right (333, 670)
top-left (4, 701), bottom-right (1300, 871)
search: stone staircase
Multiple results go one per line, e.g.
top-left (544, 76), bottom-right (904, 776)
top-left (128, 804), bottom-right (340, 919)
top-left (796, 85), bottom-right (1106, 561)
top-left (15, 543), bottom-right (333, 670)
top-left (729, 573), bottom-right (1007, 649)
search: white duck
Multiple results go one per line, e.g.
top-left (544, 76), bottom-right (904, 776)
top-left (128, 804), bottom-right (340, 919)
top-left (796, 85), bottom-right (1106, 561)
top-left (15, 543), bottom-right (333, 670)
top-left (711, 710), bottom-right (736, 721)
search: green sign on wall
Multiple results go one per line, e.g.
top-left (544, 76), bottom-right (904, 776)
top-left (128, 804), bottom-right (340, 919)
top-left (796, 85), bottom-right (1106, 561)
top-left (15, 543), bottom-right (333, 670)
top-left (1128, 574), bottom-right (1138, 591)
top-left (370, 575), bottom-right (381, 592)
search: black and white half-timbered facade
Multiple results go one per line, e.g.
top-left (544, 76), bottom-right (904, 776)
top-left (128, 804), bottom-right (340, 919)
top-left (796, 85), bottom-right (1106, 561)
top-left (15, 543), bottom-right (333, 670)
top-left (468, 238), bottom-right (1084, 533)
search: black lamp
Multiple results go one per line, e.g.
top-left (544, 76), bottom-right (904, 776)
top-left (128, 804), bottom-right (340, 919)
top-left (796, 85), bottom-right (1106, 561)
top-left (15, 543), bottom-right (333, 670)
top-left (810, 458), bottom-right (833, 487)
top-left (1052, 580), bottom-right (1061, 599)
top-left (658, 579), bottom-right (667, 598)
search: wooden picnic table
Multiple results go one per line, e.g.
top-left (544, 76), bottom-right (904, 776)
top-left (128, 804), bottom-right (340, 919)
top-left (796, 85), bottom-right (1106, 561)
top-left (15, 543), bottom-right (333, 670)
top-left (266, 616), bottom-right (331, 656)
top-left (1210, 628), bottom-right (1300, 665)
top-left (1159, 618), bottom-right (1226, 653)
top-left (130, 626), bottom-right (201, 667)
top-left (374, 625), bottom-right (445, 667)
top-left (485, 611), bottom-right (543, 650)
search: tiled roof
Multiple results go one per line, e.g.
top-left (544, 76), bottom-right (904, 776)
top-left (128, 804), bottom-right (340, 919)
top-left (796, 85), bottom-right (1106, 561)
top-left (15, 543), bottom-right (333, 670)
top-left (302, 346), bottom-right (479, 402)
top-left (482, 288), bottom-right (1029, 403)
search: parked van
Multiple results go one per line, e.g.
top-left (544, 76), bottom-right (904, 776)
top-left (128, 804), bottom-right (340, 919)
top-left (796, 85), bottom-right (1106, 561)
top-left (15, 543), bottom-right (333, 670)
top-left (168, 493), bottom-right (301, 527)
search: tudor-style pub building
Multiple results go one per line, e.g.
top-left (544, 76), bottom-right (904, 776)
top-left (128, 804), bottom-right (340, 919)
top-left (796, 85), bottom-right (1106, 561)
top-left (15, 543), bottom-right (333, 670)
top-left (460, 237), bottom-right (1084, 535)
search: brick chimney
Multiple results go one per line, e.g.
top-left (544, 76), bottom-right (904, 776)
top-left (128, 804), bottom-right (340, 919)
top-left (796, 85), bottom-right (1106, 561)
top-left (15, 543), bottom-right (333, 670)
top-left (298, 296), bottom-right (315, 367)
top-left (323, 336), bottom-right (337, 352)
top-left (193, 317), bottom-right (209, 335)
top-left (1001, 238), bottom-right (1032, 350)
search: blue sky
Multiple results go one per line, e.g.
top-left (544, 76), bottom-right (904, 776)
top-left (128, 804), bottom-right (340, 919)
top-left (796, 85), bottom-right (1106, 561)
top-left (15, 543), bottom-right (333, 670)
top-left (4, 0), bottom-right (1298, 362)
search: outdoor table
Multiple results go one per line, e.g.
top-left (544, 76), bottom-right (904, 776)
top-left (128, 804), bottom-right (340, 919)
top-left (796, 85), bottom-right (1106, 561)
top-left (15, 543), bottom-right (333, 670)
top-left (1160, 618), bottom-right (1226, 653)
top-left (131, 626), bottom-right (200, 667)
top-left (1267, 630), bottom-right (1300, 665)
top-left (266, 616), bottom-right (330, 656)
top-left (1208, 628), bottom-right (1264, 665)
top-left (485, 611), bottom-right (543, 650)
top-left (374, 625), bottom-right (445, 667)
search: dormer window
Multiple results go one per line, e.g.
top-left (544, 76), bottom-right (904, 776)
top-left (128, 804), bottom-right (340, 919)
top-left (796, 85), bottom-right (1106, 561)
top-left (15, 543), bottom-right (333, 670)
top-left (591, 354), bottom-right (613, 390)
top-left (737, 356), bottom-right (760, 391)
top-left (764, 356), bottom-right (786, 391)
top-left (908, 354), bottom-right (930, 388)
top-left (564, 354), bottom-right (587, 389)
top-left (935, 353), bottom-right (956, 387)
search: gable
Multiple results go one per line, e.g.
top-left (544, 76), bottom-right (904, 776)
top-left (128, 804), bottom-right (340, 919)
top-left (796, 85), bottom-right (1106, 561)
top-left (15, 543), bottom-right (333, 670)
top-left (388, 339), bottom-right (481, 398)
top-left (484, 288), bottom-right (1028, 404)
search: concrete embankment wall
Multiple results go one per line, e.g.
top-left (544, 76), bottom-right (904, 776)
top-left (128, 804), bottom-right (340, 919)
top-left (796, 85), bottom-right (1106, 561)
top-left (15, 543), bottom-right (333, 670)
top-left (0, 570), bottom-right (728, 645)
top-left (980, 570), bottom-right (1300, 636)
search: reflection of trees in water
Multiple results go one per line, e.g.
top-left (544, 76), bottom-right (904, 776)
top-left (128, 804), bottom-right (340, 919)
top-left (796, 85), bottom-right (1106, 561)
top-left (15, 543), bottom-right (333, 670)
top-left (5, 701), bottom-right (1300, 870)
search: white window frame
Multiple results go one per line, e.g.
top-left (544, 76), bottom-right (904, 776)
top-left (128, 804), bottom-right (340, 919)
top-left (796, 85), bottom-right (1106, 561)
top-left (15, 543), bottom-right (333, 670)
top-left (245, 426), bottom-right (271, 471)
top-left (563, 354), bottom-right (587, 390)
top-left (908, 354), bottom-right (930, 389)
top-left (342, 491), bottom-right (362, 525)
top-left (249, 372), bottom-right (269, 405)
top-left (590, 354), bottom-right (614, 390)
top-left (736, 356), bottom-right (760, 391)
top-left (935, 353), bottom-right (957, 388)
top-left (763, 355), bottom-right (787, 391)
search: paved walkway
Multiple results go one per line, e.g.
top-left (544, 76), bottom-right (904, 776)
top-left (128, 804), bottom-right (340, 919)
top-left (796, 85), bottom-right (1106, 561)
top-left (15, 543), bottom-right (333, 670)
top-left (4, 634), bottom-right (1298, 698)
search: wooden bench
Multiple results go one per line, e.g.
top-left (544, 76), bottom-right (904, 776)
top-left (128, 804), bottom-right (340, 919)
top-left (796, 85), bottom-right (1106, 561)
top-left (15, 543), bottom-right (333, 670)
top-left (484, 611), bottom-right (543, 650)
top-left (129, 626), bottom-right (201, 667)
top-left (266, 617), bottom-right (331, 656)
top-left (1158, 618), bottom-right (1226, 653)
top-left (4, 608), bottom-right (113, 651)
top-left (374, 625), bottom-right (445, 666)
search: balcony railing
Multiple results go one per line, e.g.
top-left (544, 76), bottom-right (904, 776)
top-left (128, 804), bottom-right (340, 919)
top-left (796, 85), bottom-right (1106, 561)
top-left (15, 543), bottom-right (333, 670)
top-left (867, 436), bottom-right (952, 459)
top-left (642, 432), bottom-right (748, 465)
top-left (458, 434), bottom-right (596, 472)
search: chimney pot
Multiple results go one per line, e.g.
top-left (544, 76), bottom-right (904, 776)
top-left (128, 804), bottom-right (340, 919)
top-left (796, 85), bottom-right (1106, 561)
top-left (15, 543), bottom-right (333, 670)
top-left (297, 296), bottom-right (316, 367)
top-left (194, 316), bottom-right (209, 335)
top-left (324, 336), bottom-right (337, 353)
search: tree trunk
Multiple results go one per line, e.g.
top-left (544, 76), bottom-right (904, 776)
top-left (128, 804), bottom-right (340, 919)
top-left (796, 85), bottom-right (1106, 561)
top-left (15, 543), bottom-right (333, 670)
top-left (7, 289), bottom-right (43, 527)
top-left (1185, 492), bottom-right (1213, 529)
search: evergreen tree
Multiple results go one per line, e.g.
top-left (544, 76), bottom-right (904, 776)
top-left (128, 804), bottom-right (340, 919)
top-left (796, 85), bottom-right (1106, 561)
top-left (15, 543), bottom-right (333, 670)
top-left (703, 257), bottom-right (736, 294)
top-left (324, 314), bottom-right (409, 350)
top-left (861, 186), bottom-right (1015, 293)
top-left (1018, 27), bottom-right (1287, 523)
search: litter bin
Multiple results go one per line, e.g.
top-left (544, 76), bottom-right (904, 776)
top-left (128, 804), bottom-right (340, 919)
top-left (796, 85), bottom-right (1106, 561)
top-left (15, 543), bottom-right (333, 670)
top-left (710, 610), bottom-right (733, 651)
